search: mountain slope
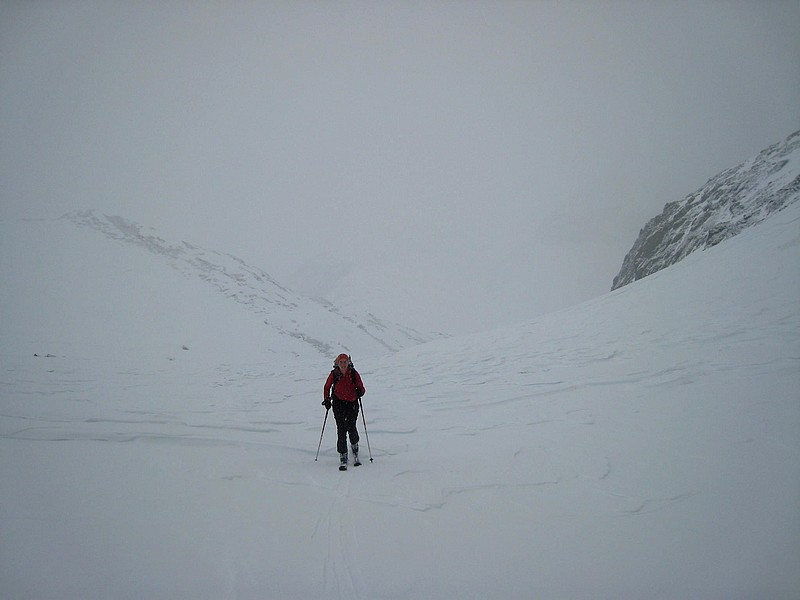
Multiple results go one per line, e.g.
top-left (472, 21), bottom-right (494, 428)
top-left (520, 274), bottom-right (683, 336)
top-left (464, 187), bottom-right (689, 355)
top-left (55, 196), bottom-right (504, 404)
top-left (612, 130), bottom-right (800, 289)
top-left (0, 211), bottom-right (442, 365)
top-left (1, 199), bottom-right (798, 598)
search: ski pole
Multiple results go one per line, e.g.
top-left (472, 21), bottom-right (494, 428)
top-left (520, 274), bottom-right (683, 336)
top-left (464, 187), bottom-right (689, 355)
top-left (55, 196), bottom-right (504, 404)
top-left (358, 397), bottom-right (373, 463)
top-left (314, 407), bottom-right (330, 461)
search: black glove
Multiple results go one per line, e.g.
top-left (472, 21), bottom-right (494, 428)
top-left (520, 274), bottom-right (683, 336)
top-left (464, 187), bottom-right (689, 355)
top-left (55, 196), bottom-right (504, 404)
top-left (322, 399), bottom-right (331, 410)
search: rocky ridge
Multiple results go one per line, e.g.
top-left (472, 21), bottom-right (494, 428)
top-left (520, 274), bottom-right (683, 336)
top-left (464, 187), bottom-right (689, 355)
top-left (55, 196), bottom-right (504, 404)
top-left (612, 130), bottom-right (800, 290)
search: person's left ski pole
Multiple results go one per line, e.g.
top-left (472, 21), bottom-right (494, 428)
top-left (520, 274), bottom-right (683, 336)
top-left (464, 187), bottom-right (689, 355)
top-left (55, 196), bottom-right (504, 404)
top-left (358, 397), bottom-right (373, 463)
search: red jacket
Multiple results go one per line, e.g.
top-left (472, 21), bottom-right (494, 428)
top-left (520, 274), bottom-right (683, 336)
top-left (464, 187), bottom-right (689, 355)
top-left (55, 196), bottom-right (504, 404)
top-left (324, 367), bottom-right (365, 402)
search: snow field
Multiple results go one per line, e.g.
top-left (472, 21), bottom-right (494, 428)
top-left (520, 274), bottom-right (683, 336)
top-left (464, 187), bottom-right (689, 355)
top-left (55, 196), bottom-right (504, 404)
top-left (1, 203), bottom-right (799, 598)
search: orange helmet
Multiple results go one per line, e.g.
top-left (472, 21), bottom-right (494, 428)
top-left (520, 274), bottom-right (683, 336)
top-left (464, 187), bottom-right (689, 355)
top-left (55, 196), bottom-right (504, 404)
top-left (334, 353), bottom-right (351, 368)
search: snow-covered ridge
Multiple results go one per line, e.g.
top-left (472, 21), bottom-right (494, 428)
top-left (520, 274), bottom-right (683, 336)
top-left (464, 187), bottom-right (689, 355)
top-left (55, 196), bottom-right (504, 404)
top-left (62, 209), bottom-right (444, 358)
top-left (612, 130), bottom-right (800, 289)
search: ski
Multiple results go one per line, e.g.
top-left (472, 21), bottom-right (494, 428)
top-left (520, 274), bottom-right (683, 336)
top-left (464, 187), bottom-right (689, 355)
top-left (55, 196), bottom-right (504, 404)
top-left (339, 464), bottom-right (347, 471)
top-left (353, 457), bottom-right (362, 467)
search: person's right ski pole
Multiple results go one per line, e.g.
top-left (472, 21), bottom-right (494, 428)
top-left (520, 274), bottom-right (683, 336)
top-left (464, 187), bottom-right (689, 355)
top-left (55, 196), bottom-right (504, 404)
top-left (358, 397), bottom-right (373, 463)
top-left (314, 407), bottom-right (329, 461)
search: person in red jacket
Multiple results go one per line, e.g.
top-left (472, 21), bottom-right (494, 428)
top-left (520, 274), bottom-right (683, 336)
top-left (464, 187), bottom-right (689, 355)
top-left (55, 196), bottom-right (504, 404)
top-left (323, 353), bottom-right (366, 469)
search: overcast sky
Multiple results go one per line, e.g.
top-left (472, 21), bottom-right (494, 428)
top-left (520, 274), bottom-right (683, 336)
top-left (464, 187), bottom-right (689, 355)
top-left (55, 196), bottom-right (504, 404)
top-left (2, 1), bottom-right (799, 334)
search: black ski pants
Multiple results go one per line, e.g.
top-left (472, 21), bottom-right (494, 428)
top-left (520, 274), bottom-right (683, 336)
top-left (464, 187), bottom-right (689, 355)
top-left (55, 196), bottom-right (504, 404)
top-left (332, 398), bottom-right (360, 454)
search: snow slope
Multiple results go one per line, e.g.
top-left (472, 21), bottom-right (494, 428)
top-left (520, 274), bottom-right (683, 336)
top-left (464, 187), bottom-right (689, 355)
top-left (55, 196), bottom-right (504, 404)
top-left (0, 210), bottom-right (442, 369)
top-left (1, 203), bottom-right (799, 599)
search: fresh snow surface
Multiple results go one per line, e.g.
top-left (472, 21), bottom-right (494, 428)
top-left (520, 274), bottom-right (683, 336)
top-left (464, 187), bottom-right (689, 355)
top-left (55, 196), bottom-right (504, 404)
top-left (2, 203), bottom-right (799, 599)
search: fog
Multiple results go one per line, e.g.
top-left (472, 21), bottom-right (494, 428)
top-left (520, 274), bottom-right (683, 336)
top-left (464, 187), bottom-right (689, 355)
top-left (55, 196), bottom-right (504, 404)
top-left (2, 0), bottom-right (798, 333)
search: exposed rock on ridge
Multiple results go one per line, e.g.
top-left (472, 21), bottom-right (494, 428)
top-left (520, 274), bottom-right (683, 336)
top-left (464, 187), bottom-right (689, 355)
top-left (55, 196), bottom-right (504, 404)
top-left (612, 130), bottom-right (800, 290)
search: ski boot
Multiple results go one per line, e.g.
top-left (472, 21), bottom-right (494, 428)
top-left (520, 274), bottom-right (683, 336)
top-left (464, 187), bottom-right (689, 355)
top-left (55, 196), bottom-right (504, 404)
top-left (352, 444), bottom-right (361, 467)
top-left (339, 452), bottom-right (348, 471)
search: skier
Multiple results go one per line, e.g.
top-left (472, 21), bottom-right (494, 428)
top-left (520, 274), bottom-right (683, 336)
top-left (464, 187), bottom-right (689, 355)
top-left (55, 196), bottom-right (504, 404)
top-left (323, 353), bottom-right (366, 470)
